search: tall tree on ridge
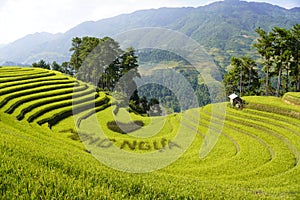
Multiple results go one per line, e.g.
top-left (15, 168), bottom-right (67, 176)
top-left (270, 27), bottom-right (292, 96)
top-left (291, 24), bottom-right (300, 91)
top-left (253, 27), bottom-right (274, 96)
top-left (223, 56), bottom-right (260, 96)
top-left (69, 37), bottom-right (82, 71)
top-left (241, 56), bottom-right (260, 96)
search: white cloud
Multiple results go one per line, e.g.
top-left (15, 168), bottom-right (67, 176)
top-left (0, 0), bottom-right (97, 44)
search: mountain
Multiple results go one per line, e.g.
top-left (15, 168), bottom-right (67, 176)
top-left (0, 0), bottom-right (300, 67)
top-left (0, 32), bottom-right (63, 65)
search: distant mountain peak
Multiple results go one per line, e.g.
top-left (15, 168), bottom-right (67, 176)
top-left (223, 0), bottom-right (241, 3)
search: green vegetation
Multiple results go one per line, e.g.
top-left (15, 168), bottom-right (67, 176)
top-left (1, 66), bottom-right (300, 199)
top-left (223, 56), bottom-right (260, 96)
top-left (2, 4), bottom-right (300, 198)
top-left (30, 24), bottom-right (300, 112)
top-left (224, 24), bottom-right (300, 97)
top-left (69, 36), bottom-right (139, 91)
top-left (136, 64), bottom-right (212, 112)
top-left (253, 24), bottom-right (300, 96)
top-left (32, 60), bottom-right (74, 76)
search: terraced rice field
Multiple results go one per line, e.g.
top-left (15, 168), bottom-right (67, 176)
top-left (283, 92), bottom-right (300, 106)
top-left (1, 66), bottom-right (300, 199)
top-left (0, 67), bottom-right (110, 128)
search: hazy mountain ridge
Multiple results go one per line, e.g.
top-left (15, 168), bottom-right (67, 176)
top-left (0, 0), bottom-right (299, 67)
top-left (0, 32), bottom-right (63, 65)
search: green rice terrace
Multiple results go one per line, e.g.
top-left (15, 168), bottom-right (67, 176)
top-left (1, 66), bottom-right (300, 199)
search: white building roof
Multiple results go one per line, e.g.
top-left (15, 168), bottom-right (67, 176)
top-left (228, 93), bottom-right (238, 100)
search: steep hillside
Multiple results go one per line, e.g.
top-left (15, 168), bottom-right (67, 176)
top-left (0, 66), bottom-right (111, 129)
top-left (1, 0), bottom-right (299, 67)
top-left (1, 66), bottom-right (300, 199)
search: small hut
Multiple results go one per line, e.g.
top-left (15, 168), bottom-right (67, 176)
top-left (228, 93), bottom-right (243, 109)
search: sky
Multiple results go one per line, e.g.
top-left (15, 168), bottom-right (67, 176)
top-left (0, 0), bottom-right (299, 45)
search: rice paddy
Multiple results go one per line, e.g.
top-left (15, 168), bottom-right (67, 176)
top-left (0, 66), bottom-right (300, 199)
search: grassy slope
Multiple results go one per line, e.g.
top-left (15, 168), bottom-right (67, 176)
top-left (1, 67), bottom-right (300, 199)
top-left (283, 92), bottom-right (300, 106)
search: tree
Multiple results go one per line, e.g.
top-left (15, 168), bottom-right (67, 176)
top-left (270, 27), bottom-right (293, 96)
top-left (241, 56), bottom-right (260, 95)
top-left (61, 62), bottom-right (74, 75)
top-left (223, 57), bottom-right (243, 95)
top-left (291, 24), bottom-right (300, 91)
top-left (114, 47), bottom-right (140, 98)
top-left (120, 47), bottom-right (139, 75)
top-left (223, 56), bottom-right (260, 96)
top-left (70, 36), bottom-right (101, 76)
top-left (97, 37), bottom-right (124, 90)
top-left (253, 27), bottom-right (274, 96)
top-left (254, 25), bottom-right (300, 96)
top-left (73, 37), bottom-right (120, 86)
top-left (51, 61), bottom-right (61, 71)
top-left (69, 37), bottom-right (82, 71)
top-left (71, 37), bottom-right (140, 103)
top-left (32, 59), bottom-right (50, 70)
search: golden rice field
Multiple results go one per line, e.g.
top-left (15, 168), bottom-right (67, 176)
top-left (1, 66), bottom-right (300, 199)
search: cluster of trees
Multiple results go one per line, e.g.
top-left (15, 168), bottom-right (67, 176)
top-left (32, 36), bottom-right (165, 115)
top-left (129, 92), bottom-right (163, 116)
top-left (224, 24), bottom-right (300, 97)
top-left (254, 24), bottom-right (300, 96)
top-left (32, 60), bottom-right (74, 75)
top-left (137, 82), bottom-right (181, 113)
top-left (69, 36), bottom-right (139, 93)
top-left (31, 35), bottom-right (224, 113)
top-left (33, 36), bottom-right (140, 94)
top-left (71, 36), bottom-right (166, 115)
top-left (223, 56), bottom-right (260, 96)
